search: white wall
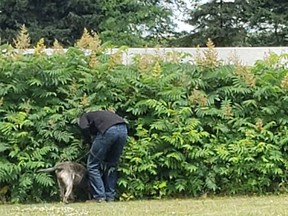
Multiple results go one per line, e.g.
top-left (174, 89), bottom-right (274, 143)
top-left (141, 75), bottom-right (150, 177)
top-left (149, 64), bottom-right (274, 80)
top-left (123, 47), bottom-right (288, 66)
top-left (20, 47), bottom-right (288, 66)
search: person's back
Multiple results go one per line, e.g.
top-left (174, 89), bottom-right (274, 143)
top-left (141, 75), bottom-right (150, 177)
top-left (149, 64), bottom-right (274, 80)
top-left (80, 110), bottom-right (125, 133)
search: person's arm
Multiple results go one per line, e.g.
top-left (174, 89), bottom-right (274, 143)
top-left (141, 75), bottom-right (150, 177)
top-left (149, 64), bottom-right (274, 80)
top-left (79, 113), bottom-right (92, 145)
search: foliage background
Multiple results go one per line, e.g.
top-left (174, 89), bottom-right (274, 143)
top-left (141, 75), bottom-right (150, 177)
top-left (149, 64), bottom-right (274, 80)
top-left (0, 29), bottom-right (288, 203)
top-left (174, 0), bottom-right (288, 47)
top-left (0, 0), bottom-right (176, 47)
top-left (1, 0), bottom-right (287, 47)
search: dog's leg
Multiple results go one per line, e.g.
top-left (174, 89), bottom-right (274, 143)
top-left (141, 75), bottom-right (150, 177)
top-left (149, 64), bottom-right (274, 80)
top-left (57, 179), bottom-right (65, 202)
top-left (70, 191), bottom-right (75, 202)
top-left (63, 176), bottom-right (74, 204)
top-left (63, 185), bottom-right (72, 204)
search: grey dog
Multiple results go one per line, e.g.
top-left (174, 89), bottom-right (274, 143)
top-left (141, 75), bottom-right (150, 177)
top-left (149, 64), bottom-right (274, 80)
top-left (38, 161), bottom-right (90, 204)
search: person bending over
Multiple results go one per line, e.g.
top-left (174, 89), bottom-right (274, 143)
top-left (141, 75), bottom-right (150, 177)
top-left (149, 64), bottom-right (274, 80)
top-left (79, 110), bottom-right (128, 202)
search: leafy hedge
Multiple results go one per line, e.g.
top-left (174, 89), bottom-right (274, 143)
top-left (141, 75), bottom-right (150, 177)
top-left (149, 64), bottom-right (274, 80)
top-left (1, 31), bottom-right (288, 203)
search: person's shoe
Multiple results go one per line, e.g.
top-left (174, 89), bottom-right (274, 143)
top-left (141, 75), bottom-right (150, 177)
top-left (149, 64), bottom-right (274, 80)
top-left (86, 198), bottom-right (106, 203)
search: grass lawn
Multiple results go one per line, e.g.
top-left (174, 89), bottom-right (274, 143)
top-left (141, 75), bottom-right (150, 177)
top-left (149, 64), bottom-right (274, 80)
top-left (1, 195), bottom-right (288, 216)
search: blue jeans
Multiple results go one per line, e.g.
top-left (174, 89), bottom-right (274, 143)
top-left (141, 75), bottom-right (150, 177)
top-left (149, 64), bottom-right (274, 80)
top-left (87, 123), bottom-right (128, 201)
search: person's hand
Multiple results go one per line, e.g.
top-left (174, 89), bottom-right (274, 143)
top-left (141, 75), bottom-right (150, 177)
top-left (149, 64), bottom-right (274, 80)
top-left (81, 141), bottom-right (91, 151)
top-left (85, 143), bottom-right (91, 151)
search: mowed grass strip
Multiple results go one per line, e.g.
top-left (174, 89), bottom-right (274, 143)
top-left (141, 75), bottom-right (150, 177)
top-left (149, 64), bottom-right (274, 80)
top-left (1, 195), bottom-right (288, 216)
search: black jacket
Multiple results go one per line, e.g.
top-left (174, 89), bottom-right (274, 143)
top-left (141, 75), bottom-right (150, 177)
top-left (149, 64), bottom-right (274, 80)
top-left (79, 111), bottom-right (126, 144)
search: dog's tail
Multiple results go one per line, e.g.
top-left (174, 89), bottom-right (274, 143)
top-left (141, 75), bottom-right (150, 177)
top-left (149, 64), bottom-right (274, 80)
top-left (38, 163), bottom-right (68, 173)
top-left (38, 167), bottom-right (57, 173)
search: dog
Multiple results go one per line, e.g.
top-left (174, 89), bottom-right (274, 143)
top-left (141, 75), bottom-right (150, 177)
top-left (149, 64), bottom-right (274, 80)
top-left (38, 161), bottom-right (90, 204)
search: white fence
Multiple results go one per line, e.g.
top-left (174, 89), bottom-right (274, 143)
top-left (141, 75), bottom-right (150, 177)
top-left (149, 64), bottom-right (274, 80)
top-left (18, 47), bottom-right (288, 66)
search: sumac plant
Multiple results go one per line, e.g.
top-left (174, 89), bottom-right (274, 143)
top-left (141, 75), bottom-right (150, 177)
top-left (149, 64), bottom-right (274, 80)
top-left (0, 29), bottom-right (288, 203)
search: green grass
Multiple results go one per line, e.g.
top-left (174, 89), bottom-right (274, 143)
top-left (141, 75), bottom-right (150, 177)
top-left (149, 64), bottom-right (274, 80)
top-left (1, 195), bottom-right (288, 216)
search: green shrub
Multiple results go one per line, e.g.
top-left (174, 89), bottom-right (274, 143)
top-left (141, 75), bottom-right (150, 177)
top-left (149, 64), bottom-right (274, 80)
top-left (1, 33), bottom-right (288, 203)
